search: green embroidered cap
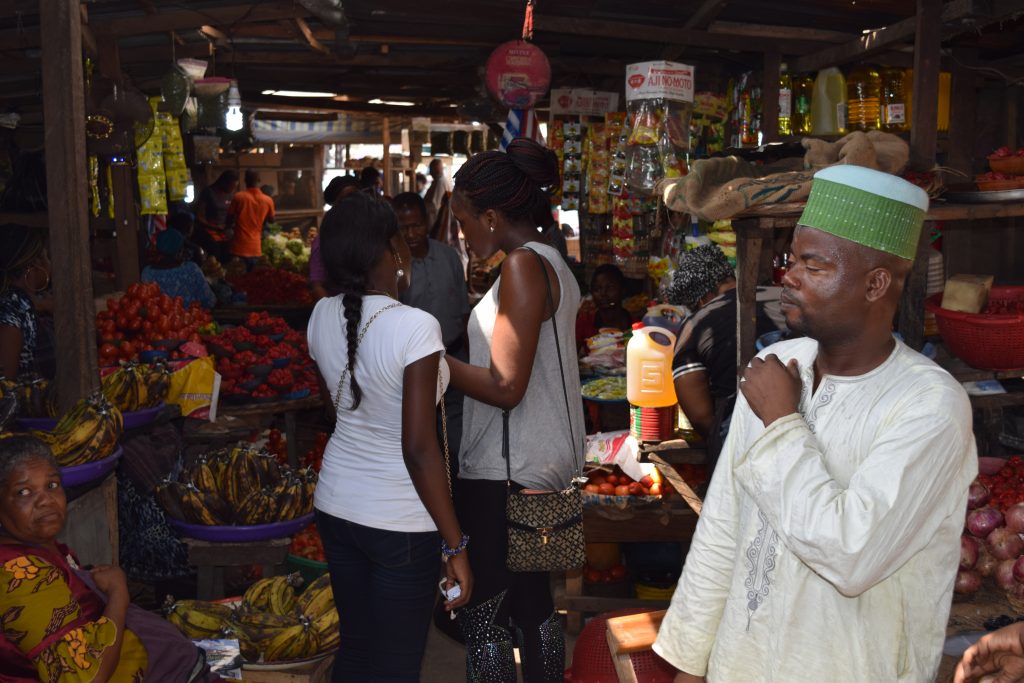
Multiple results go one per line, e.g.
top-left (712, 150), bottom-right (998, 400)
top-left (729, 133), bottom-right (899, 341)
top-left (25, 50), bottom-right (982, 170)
top-left (798, 165), bottom-right (929, 260)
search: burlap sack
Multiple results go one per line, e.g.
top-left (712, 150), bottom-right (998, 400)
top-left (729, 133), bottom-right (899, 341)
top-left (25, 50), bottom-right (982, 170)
top-left (661, 131), bottom-right (910, 222)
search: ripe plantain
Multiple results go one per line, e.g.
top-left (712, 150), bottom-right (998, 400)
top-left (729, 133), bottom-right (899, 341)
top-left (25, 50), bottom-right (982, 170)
top-left (164, 599), bottom-right (232, 639)
top-left (296, 581), bottom-right (334, 620)
top-left (262, 618), bottom-right (321, 662)
top-left (179, 482), bottom-right (224, 525)
top-left (311, 608), bottom-right (340, 651)
top-left (190, 456), bottom-right (219, 497)
top-left (154, 479), bottom-right (190, 521)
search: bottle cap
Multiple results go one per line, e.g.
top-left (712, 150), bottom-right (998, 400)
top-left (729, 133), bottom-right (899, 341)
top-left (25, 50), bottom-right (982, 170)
top-left (632, 322), bottom-right (645, 330)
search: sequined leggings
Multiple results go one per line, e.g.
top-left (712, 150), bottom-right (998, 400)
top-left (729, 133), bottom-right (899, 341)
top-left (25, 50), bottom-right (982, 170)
top-left (456, 478), bottom-right (558, 681)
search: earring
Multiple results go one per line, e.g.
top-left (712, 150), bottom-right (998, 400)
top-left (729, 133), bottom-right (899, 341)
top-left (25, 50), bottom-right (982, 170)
top-left (393, 249), bottom-right (405, 279)
top-left (489, 224), bottom-right (495, 233)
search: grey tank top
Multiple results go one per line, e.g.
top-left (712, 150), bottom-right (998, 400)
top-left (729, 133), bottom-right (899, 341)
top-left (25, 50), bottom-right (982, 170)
top-left (458, 242), bottom-right (585, 490)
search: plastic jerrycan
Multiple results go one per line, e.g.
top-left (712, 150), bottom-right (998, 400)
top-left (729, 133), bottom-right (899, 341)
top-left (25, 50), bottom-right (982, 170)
top-left (811, 67), bottom-right (847, 136)
top-left (626, 323), bottom-right (678, 408)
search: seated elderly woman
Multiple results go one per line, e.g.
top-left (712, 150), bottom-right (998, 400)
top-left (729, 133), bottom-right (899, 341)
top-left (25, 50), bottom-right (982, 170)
top-left (0, 435), bottom-right (209, 682)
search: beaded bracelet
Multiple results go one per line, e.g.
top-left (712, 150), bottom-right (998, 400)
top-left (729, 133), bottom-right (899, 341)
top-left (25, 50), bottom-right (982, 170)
top-left (441, 534), bottom-right (470, 560)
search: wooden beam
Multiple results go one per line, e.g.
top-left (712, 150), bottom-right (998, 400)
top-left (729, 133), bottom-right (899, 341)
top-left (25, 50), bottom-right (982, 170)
top-left (910, 0), bottom-right (942, 171)
top-left (762, 51), bottom-right (781, 144)
top-left (227, 50), bottom-right (472, 69)
top-left (293, 18), bottom-right (329, 54)
top-left (662, 0), bottom-right (728, 58)
top-left (534, 14), bottom-right (826, 55)
top-left (707, 20), bottom-right (855, 44)
top-left (244, 96), bottom-right (456, 117)
top-left (119, 41), bottom-right (213, 63)
top-left (40, 0), bottom-right (98, 409)
top-left (102, 2), bottom-right (307, 38)
top-left (792, 0), bottom-right (1019, 74)
top-left (79, 3), bottom-right (97, 56)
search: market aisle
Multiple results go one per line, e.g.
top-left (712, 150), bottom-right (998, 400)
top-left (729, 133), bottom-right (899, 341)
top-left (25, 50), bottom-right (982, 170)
top-left (420, 620), bottom-right (577, 682)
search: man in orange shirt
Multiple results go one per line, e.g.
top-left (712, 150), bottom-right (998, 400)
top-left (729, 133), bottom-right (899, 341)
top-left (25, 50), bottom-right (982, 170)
top-left (228, 170), bottom-right (275, 269)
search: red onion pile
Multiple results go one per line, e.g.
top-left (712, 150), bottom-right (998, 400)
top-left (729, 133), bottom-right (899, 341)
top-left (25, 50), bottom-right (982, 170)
top-left (959, 475), bottom-right (1024, 595)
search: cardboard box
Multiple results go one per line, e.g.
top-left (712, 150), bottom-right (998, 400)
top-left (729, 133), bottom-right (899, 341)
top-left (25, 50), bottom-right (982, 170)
top-left (241, 655), bottom-right (334, 683)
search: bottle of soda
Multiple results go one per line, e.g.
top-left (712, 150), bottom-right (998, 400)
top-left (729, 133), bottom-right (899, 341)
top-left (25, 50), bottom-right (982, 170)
top-left (779, 64), bottom-right (793, 137)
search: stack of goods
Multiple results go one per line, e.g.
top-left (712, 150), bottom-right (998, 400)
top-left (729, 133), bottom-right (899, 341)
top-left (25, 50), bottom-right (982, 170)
top-left (583, 465), bottom-right (663, 498)
top-left (978, 146), bottom-right (1024, 190)
top-left (706, 219), bottom-right (737, 262)
top-left (958, 457), bottom-right (1024, 605)
top-left (208, 313), bottom-right (318, 403)
top-left (96, 283), bottom-right (214, 364)
top-left (100, 361), bottom-right (171, 412)
top-left (580, 330), bottom-right (626, 377)
top-left (31, 392), bottom-right (122, 466)
top-left (154, 444), bottom-right (316, 526)
top-left (164, 572), bottom-right (338, 663)
top-left (262, 227), bottom-right (314, 275)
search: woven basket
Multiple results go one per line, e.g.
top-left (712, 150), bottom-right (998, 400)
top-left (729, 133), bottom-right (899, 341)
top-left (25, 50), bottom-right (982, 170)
top-left (926, 286), bottom-right (1024, 371)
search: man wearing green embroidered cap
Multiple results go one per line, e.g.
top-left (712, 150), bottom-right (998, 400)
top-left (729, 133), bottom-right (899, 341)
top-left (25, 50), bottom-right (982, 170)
top-left (654, 165), bottom-right (977, 683)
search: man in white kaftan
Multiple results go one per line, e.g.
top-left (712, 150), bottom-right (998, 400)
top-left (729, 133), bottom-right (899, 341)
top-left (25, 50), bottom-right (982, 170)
top-left (654, 165), bottom-right (977, 683)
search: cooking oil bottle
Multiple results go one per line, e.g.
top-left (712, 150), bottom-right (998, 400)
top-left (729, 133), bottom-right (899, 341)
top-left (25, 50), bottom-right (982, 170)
top-left (880, 67), bottom-right (907, 132)
top-left (626, 323), bottom-right (677, 408)
top-left (847, 64), bottom-right (881, 131)
top-left (779, 64), bottom-right (793, 137)
top-left (811, 67), bottom-right (847, 136)
top-left (792, 74), bottom-right (814, 135)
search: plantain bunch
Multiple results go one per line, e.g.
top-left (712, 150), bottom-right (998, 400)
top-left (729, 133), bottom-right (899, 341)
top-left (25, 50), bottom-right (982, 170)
top-left (101, 360), bottom-right (171, 412)
top-left (164, 571), bottom-right (338, 663)
top-left (31, 391), bottom-right (123, 466)
top-left (154, 444), bottom-right (317, 526)
top-left (9, 374), bottom-right (56, 418)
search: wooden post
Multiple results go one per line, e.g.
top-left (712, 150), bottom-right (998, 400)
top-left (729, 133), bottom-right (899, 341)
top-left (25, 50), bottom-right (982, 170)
top-left (381, 116), bottom-right (391, 196)
top-left (96, 30), bottom-right (141, 290)
top-left (41, 0), bottom-right (98, 409)
top-left (733, 218), bottom-right (764, 369)
top-left (909, 0), bottom-right (941, 171)
top-left (947, 48), bottom-right (978, 178)
top-left (897, 222), bottom-right (933, 351)
top-left (762, 51), bottom-right (781, 144)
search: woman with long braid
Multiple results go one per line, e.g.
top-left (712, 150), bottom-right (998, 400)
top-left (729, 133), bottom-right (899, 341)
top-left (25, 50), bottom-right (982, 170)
top-left (0, 225), bottom-right (51, 379)
top-left (306, 192), bottom-right (472, 682)
top-left (447, 138), bottom-right (585, 682)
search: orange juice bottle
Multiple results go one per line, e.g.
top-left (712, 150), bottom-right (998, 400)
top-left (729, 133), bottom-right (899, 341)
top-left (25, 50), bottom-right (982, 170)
top-left (626, 323), bottom-right (678, 407)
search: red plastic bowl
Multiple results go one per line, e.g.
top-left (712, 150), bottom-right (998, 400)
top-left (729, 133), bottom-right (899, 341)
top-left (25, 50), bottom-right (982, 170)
top-left (926, 286), bottom-right (1024, 371)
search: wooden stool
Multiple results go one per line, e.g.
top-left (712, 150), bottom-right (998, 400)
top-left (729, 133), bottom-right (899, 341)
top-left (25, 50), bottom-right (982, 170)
top-left (184, 537), bottom-right (291, 600)
top-left (605, 610), bottom-right (666, 683)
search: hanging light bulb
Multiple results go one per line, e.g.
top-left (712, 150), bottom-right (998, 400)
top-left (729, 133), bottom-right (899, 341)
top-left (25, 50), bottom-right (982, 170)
top-left (225, 80), bottom-right (244, 131)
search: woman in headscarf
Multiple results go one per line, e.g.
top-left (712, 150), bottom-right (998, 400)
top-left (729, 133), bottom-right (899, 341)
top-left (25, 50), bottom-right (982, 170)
top-left (665, 243), bottom-right (778, 471)
top-left (141, 229), bottom-right (216, 309)
top-left (0, 224), bottom-right (51, 379)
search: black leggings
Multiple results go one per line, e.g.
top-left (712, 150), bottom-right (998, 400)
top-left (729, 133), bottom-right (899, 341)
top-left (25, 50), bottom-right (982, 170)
top-left (456, 478), bottom-right (553, 630)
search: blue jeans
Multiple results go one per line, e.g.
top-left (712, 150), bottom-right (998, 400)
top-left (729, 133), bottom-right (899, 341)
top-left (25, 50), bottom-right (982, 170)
top-left (315, 510), bottom-right (440, 683)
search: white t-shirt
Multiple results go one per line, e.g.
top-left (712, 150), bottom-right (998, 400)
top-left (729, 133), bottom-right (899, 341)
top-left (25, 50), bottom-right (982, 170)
top-left (308, 294), bottom-right (448, 532)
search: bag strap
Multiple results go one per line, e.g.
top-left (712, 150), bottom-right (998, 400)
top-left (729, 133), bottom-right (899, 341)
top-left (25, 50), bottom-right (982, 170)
top-left (334, 299), bottom-right (402, 413)
top-left (501, 246), bottom-right (580, 487)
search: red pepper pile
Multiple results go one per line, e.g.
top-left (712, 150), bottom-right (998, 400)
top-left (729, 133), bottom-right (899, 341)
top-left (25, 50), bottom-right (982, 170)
top-left (227, 268), bottom-right (314, 307)
top-left (977, 457), bottom-right (1024, 512)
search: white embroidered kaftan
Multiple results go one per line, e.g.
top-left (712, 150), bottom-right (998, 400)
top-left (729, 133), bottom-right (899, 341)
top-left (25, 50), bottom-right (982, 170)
top-left (653, 338), bottom-right (977, 682)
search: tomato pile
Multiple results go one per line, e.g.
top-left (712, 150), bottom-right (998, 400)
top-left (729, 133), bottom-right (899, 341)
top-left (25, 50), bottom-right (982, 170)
top-left (211, 313), bottom-right (319, 403)
top-left (96, 283), bottom-right (213, 364)
top-left (300, 432), bottom-right (328, 471)
top-left (264, 428), bottom-right (288, 465)
top-left (976, 457), bottom-right (1024, 512)
top-left (290, 524), bottom-right (325, 562)
top-left (227, 268), bottom-right (314, 307)
top-left (584, 466), bottom-right (663, 497)
top-left (989, 146), bottom-right (1024, 158)
top-left (583, 563), bottom-right (628, 584)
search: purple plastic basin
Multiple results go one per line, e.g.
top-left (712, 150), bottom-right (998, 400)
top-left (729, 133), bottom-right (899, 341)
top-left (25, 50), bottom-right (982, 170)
top-left (18, 403), bottom-right (165, 432)
top-left (61, 447), bottom-right (123, 488)
top-left (165, 512), bottom-right (315, 542)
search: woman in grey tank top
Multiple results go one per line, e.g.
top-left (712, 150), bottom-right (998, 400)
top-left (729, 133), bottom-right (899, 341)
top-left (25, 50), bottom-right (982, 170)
top-left (445, 139), bottom-right (584, 683)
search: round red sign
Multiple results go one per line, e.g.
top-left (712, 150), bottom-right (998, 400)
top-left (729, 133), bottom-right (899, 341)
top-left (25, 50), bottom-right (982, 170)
top-left (484, 41), bottom-right (551, 108)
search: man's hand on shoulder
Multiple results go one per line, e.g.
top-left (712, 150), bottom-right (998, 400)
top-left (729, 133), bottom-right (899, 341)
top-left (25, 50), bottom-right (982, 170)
top-left (740, 354), bottom-right (801, 428)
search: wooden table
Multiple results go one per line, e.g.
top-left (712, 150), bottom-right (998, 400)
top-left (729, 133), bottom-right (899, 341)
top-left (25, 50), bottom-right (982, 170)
top-left (219, 395), bottom-right (323, 467)
top-left (213, 304), bottom-right (314, 331)
top-left (184, 537), bottom-right (292, 600)
top-left (731, 200), bottom-right (1024, 365)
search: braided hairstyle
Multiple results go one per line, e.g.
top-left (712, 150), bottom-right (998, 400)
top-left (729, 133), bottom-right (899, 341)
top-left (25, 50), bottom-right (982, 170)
top-left (453, 138), bottom-right (559, 228)
top-left (664, 243), bottom-right (735, 310)
top-left (319, 193), bottom-right (398, 410)
top-left (0, 224), bottom-right (45, 295)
